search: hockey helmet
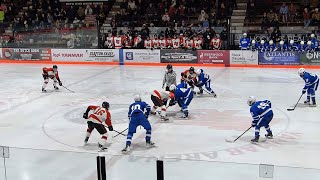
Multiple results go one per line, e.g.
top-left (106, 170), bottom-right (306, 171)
top-left (261, 40), bottom-right (265, 44)
top-left (243, 33), bottom-right (247, 37)
top-left (169, 84), bottom-right (176, 91)
top-left (290, 40), bottom-right (294, 44)
top-left (53, 65), bottom-right (58, 69)
top-left (189, 67), bottom-right (195, 73)
top-left (298, 68), bottom-right (305, 77)
top-left (166, 64), bottom-right (173, 70)
top-left (102, 101), bottom-right (110, 109)
top-left (251, 40), bottom-right (256, 44)
top-left (307, 41), bottom-right (312, 46)
top-left (311, 33), bottom-right (315, 38)
top-left (247, 96), bottom-right (256, 106)
top-left (280, 40), bottom-right (284, 45)
top-left (300, 41), bottom-right (305, 45)
top-left (269, 40), bottom-right (274, 45)
top-left (134, 94), bottom-right (141, 102)
top-left (196, 69), bottom-right (203, 75)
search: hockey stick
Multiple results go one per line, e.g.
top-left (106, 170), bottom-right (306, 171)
top-left (225, 126), bottom-right (252, 143)
top-left (287, 94), bottom-right (303, 111)
top-left (112, 128), bottom-right (128, 138)
top-left (62, 85), bottom-right (75, 93)
top-left (202, 88), bottom-right (217, 97)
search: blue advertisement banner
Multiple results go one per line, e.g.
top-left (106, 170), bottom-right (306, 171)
top-left (258, 52), bottom-right (300, 65)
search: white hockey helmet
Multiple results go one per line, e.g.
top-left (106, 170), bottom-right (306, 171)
top-left (269, 40), bottom-right (274, 45)
top-left (196, 69), bottom-right (204, 75)
top-left (243, 33), bottom-right (247, 37)
top-left (300, 41), bottom-right (305, 45)
top-left (307, 41), bottom-right (312, 46)
top-left (298, 68), bottom-right (305, 76)
top-left (311, 33), bottom-right (315, 38)
top-left (280, 40), bottom-right (284, 45)
top-left (252, 40), bottom-right (256, 44)
top-left (169, 84), bottom-right (176, 91)
top-left (261, 40), bottom-right (265, 44)
top-left (290, 40), bottom-right (294, 44)
top-left (134, 94), bottom-right (141, 102)
top-left (247, 96), bottom-right (256, 106)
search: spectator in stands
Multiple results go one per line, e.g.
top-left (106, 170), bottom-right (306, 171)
top-left (247, 0), bottom-right (256, 22)
top-left (303, 8), bottom-right (311, 28)
top-left (162, 10), bottom-right (170, 26)
top-left (209, 11), bottom-right (217, 26)
top-left (220, 26), bottom-right (228, 49)
top-left (312, 8), bottom-right (320, 27)
top-left (85, 5), bottom-right (93, 16)
top-left (279, 3), bottom-right (288, 23)
top-left (219, 2), bottom-right (227, 19)
top-left (146, 3), bottom-right (156, 22)
top-left (267, 9), bottom-right (276, 24)
top-left (198, 10), bottom-right (209, 26)
top-left (288, 3), bottom-right (297, 22)
top-left (128, 0), bottom-right (137, 11)
top-left (261, 12), bottom-right (270, 31)
top-left (270, 27), bottom-right (281, 45)
top-left (92, 4), bottom-right (100, 15)
top-left (177, 4), bottom-right (186, 23)
top-left (78, 6), bottom-right (85, 21)
top-left (67, 6), bottom-right (76, 21)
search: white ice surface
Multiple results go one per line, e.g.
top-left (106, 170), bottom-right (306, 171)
top-left (0, 64), bottom-right (319, 180)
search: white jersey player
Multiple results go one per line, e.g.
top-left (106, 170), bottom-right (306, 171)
top-left (114, 34), bottom-right (122, 49)
top-left (83, 102), bottom-right (114, 150)
top-left (150, 87), bottom-right (175, 121)
top-left (194, 36), bottom-right (202, 49)
top-left (172, 35), bottom-right (180, 49)
top-left (152, 35), bottom-right (159, 49)
top-left (104, 33), bottom-right (114, 48)
top-left (144, 36), bottom-right (153, 49)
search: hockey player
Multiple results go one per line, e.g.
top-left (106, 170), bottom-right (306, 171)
top-left (305, 41), bottom-right (315, 52)
top-left (114, 33), bottom-right (123, 49)
top-left (104, 33), bottom-right (114, 48)
top-left (267, 40), bottom-right (276, 52)
top-left (122, 95), bottom-right (154, 153)
top-left (288, 40), bottom-right (298, 51)
top-left (144, 36), bottom-right (153, 49)
top-left (159, 36), bottom-right (167, 49)
top-left (310, 34), bottom-right (318, 51)
top-left (251, 40), bottom-right (257, 51)
top-left (42, 65), bottom-right (62, 92)
top-left (181, 67), bottom-right (198, 87)
top-left (162, 64), bottom-right (177, 91)
top-left (166, 37), bottom-right (173, 49)
top-left (247, 96), bottom-right (273, 143)
top-left (259, 40), bottom-right (266, 52)
top-left (194, 36), bottom-right (203, 49)
top-left (196, 69), bottom-right (217, 97)
top-left (172, 35), bottom-right (180, 49)
top-left (298, 41), bottom-right (306, 52)
top-left (275, 40), bottom-right (287, 51)
top-left (299, 68), bottom-right (319, 107)
top-left (175, 82), bottom-right (194, 118)
top-left (211, 36), bottom-right (222, 50)
top-left (185, 37), bottom-right (194, 50)
top-left (152, 34), bottom-right (159, 49)
top-left (239, 33), bottom-right (250, 50)
top-left (83, 101), bottom-right (114, 150)
top-left (150, 86), bottom-right (175, 121)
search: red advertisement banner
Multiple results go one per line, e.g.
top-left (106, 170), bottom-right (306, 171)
top-left (198, 50), bottom-right (230, 66)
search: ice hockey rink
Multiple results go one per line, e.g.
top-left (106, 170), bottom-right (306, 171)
top-left (0, 63), bottom-right (320, 180)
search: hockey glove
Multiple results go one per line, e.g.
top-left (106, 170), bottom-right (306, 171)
top-left (59, 81), bottom-right (62, 86)
top-left (108, 125), bottom-right (114, 131)
top-left (145, 114), bottom-right (149, 119)
top-left (169, 100), bottom-right (177, 106)
top-left (302, 89), bottom-right (307, 94)
top-left (83, 113), bottom-right (88, 119)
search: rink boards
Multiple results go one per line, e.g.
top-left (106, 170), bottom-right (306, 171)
top-left (1, 48), bottom-right (320, 68)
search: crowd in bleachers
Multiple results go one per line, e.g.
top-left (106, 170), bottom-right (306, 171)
top-left (115, 0), bottom-right (236, 28)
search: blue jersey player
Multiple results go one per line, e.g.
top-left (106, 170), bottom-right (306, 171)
top-left (175, 82), bottom-right (194, 118)
top-left (299, 68), bottom-right (319, 107)
top-left (247, 96), bottom-right (273, 142)
top-left (239, 33), bottom-right (251, 50)
top-left (196, 69), bottom-right (217, 97)
top-left (122, 95), bottom-right (154, 153)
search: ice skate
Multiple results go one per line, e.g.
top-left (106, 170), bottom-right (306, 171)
top-left (251, 136), bottom-right (259, 143)
top-left (146, 141), bottom-right (155, 149)
top-left (310, 102), bottom-right (317, 107)
top-left (197, 89), bottom-right (203, 95)
top-left (304, 100), bottom-right (310, 105)
top-left (98, 143), bottom-right (107, 151)
top-left (84, 137), bottom-right (89, 145)
top-left (121, 145), bottom-right (131, 154)
top-left (42, 88), bottom-right (47, 93)
top-left (265, 132), bottom-right (273, 139)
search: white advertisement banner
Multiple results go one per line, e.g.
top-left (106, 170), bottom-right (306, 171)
top-left (230, 50), bottom-right (258, 65)
top-left (51, 49), bottom-right (119, 62)
top-left (123, 49), bottom-right (160, 63)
